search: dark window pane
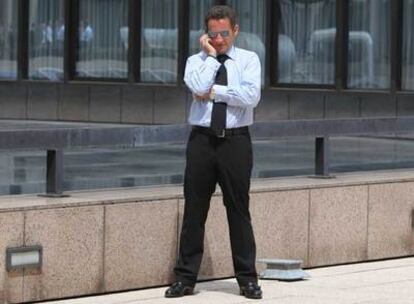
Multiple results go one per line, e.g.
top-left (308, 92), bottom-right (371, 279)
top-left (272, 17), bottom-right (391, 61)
top-left (348, 0), bottom-right (390, 89)
top-left (141, 0), bottom-right (178, 83)
top-left (402, 0), bottom-right (414, 90)
top-left (0, 0), bottom-right (18, 79)
top-left (76, 0), bottom-right (128, 79)
top-left (278, 0), bottom-right (336, 84)
top-left (229, 0), bottom-right (266, 85)
top-left (29, 0), bottom-right (64, 81)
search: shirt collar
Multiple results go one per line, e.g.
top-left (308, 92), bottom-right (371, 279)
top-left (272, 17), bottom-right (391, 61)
top-left (225, 45), bottom-right (236, 60)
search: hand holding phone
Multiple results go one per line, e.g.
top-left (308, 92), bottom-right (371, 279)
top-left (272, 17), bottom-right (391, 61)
top-left (199, 34), bottom-right (217, 57)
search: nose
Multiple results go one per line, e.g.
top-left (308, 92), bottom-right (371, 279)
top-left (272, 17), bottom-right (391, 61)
top-left (215, 33), bottom-right (224, 42)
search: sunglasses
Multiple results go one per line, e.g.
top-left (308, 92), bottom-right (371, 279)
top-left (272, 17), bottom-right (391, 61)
top-left (207, 30), bottom-right (230, 38)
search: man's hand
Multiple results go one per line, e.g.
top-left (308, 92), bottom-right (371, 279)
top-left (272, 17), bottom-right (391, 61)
top-left (200, 34), bottom-right (217, 57)
top-left (193, 92), bottom-right (211, 102)
top-left (194, 34), bottom-right (217, 101)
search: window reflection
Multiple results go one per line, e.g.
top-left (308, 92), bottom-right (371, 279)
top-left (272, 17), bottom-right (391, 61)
top-left (402, 0), bottom-right (414, 90)
top-left (348, 0), bottom-right (390, 89)
top-left (29, 0), bottom-right (64, 81)
top-left (0, 0), bottom-right (17, 79)
top-left (76, 0), bottom-right (128, 79)
top-left (278, 0), bottom-right (336, 84)
top-left (189, 0), bottom-right (213, 56)
top-left (229, 0), bottom-right (266, 85)
top-left (141, 0), bottom-right (178, 83)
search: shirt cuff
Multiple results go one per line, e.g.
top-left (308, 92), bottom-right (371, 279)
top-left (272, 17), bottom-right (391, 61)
top-left (212, 85), bottom-right (228, 103)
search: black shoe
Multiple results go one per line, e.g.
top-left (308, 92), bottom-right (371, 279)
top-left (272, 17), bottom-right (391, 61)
top-left (239, 282), bottom-right (263, 299)
top-left (165, 281), bottom-right (194, 298)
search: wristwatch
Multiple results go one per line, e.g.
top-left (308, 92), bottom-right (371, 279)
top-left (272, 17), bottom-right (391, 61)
top-left (209, 88), bottom-right (216, 100)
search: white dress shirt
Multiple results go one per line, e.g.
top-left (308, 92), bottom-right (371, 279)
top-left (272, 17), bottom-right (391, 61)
top-left (57, 25), bottom-right (65, 42)
top-left (80, 26), bottom-right (94, 42)
top-left (42, 26), bottom-right (53, 43)
top-left (184, 46), bottom-right (261, 128)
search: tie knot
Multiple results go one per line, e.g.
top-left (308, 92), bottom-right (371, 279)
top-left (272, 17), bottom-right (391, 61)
top-left (217, 54), bottom-right (229, 64)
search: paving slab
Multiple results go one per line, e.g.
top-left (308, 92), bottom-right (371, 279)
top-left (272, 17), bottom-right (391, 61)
top-left (42, 258), bottom-right (414, 304)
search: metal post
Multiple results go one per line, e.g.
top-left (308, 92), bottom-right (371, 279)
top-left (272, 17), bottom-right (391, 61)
top-left (39, 149), bottom-right (69, 197)
top-left (314, 136), bottom-right (333, 178)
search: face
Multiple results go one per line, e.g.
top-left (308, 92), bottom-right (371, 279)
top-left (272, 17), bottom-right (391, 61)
top-left (207, 18), bottom-right (238, 55)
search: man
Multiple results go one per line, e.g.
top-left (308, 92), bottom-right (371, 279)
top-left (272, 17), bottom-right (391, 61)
top-left (79, 21), bottom-right (94, 44)
top-left (41, 22), bottom-right (53, 45)
top-left (165, 5), bottom-right (262, 300)
top-left (56, 21), bottom-right (65, 43)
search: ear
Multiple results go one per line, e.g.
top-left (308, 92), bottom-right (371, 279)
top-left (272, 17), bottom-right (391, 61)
top-left (233, 24), bottom-right (239, 36)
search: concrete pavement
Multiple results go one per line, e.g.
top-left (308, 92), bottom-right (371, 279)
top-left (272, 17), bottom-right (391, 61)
top-left (43, 257), bottom-right (414, 304)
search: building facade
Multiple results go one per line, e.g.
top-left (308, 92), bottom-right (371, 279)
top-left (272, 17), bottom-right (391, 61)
top-left (0, 0), bottom-right (413, 124)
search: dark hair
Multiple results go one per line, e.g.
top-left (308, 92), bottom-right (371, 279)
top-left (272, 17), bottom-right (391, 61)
top-left (204, 5), bottom-right (237, 31)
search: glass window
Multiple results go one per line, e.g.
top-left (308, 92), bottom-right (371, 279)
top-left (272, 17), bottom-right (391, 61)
top-left (402, 0), bottom-right (414, 90)
top-left (189, 0), bottom-right (213, 56)
top-left (348, 0), bottom-right (390, 89)
top-left (76, 0), bottom-right (128, 79)
top-left (0, 0), bottom-right (18, 79)
top-left (29, 0), bottom-right (64, 81)
top-left (278, 0), bottom-right (336, 84)
top-left (229, 0), bottom-right (266, 84)
top-left (141, 0), bottom-right (178, 83)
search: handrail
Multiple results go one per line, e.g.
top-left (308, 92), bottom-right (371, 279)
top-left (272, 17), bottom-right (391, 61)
top-left (2, 118), bottom-right (414, 196)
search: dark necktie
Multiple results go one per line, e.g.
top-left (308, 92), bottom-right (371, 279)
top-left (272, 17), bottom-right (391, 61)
top-left (210, 54), bottom-right (229, 136)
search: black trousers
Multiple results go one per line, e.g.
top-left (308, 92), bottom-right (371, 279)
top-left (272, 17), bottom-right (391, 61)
top-left (174, 127), bottom-right (257, 287)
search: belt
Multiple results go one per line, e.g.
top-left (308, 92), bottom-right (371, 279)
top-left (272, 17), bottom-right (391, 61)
top-left (192, 126), bottom-right (249, 138)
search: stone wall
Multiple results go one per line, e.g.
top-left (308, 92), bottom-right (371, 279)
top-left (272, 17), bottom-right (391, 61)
top-left (1, 170), bottom-right (414, 303)
top-left (1, 83), bottom-right (413, 124)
